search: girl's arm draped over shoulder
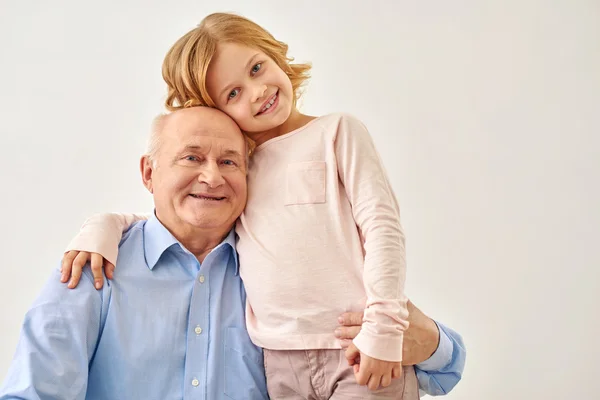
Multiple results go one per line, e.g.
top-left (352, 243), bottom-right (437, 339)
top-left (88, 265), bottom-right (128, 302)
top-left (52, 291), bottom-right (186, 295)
top-left (334, 115), bottom-right (409, 363)
top-left (60, 212), bottom-right (151, 289)
top-left (64, 212), bottom-right (151, 265)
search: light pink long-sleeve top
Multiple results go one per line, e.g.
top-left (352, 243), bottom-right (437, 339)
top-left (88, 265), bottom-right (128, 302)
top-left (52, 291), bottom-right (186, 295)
top-left (66, 113), bottom-right (409, 362)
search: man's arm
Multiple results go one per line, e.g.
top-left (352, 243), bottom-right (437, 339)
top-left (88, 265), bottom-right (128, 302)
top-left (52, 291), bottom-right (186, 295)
top-left (336, 300), bottom-right (466, 396)
top-left (0, 266), bottom-right (106, 399)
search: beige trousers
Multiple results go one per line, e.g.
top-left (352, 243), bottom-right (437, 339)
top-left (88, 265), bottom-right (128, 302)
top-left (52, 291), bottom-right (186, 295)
top-left (263, 349), bottom-right (419, 400)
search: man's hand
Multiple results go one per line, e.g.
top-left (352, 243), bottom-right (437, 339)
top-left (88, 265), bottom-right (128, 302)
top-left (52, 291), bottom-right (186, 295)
top-left (345, 343), bottom-right (402, 391)
top-left (335, 300), bottom-right (440, 365)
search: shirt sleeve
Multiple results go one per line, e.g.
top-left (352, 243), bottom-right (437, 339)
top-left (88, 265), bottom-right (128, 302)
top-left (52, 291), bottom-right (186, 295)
top-left (334, 114), bottom-right (409, 362)
top-left (64, 212), bottom-right (151, 266)
top-left (0, 266), bottom-right (110, 400)
top-left (415, 322), bottom-right (466, 397)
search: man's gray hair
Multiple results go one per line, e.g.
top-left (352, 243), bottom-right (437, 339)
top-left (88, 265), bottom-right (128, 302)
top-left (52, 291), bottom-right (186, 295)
top-left (145, 111), bottom-right (252, 170)
top-left (146, 113), bottom-right (168, 166)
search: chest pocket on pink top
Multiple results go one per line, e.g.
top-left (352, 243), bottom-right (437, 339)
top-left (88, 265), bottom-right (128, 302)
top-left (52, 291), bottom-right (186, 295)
top-left (284, 161), bottom-right (327, 205)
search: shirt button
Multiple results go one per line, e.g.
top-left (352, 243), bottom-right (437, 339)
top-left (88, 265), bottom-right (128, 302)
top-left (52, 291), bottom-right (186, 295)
top-left (198, 275), bottom-right (205, 283)
top-left (194, 325), bottom-right (203, 335)
top-left (191, 378), bottom-right (199, 387)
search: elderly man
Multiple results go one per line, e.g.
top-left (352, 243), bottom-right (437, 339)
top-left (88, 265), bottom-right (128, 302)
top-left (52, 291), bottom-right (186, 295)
top-left (0, 107), bottom-right (464, 399)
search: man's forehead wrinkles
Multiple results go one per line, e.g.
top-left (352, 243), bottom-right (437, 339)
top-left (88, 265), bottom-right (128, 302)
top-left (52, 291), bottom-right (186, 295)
top-left (177, 141), bottom-right (241, 155)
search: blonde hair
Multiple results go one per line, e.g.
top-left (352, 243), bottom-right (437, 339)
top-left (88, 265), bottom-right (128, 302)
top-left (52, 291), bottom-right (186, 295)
top-left (162, 12), bottom-right (311, 112)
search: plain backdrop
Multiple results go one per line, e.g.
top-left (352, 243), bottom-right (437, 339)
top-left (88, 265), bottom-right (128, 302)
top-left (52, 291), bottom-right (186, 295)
top-left (1, 0), bottom-right (599, 398)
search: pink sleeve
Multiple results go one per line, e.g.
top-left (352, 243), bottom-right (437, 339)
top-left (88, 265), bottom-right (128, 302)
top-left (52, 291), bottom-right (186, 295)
top-left (64, 212), bottom-right (151, 266)
top-left (334, 115), bottom-right (409, 362)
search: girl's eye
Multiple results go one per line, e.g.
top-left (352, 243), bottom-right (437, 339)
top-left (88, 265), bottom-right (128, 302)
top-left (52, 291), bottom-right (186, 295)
top-left (251, 63), bottom-right (262, 75)
top-left (228, 89), bottom-right (240, 100)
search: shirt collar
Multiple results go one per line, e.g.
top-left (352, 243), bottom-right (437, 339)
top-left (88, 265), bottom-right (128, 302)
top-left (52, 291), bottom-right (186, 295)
top-left (143, 213), bottom-right (239, 274)
top-left (221, 229), bottom-right (240, 275)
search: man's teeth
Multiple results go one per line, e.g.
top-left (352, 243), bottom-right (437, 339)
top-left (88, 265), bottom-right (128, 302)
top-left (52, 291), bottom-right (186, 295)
top-left (261, 94), bottom-right (277, 113)
top-left (190, 194), bottom-right (225, 200)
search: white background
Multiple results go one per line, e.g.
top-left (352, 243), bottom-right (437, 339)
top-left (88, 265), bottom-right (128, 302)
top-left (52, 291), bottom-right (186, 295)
top-left (1, 0), bottom-right (599, 398)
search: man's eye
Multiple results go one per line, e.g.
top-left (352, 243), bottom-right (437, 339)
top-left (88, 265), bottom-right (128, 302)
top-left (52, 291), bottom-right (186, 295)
top-left (228, 89), bottom-right (240, 99)
top-left (251, 63), bottom-right (262, 75)
top-left (222, 159), bottom-right (236, 166)
top-left (185, 156), bottom-right (199, 162)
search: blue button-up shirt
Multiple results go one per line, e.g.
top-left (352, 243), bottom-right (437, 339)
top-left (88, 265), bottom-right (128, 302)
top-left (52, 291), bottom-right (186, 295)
top-left (0, 216), bottom-right (268, 400)
top-left (0, 215), bottom-right (465, 399)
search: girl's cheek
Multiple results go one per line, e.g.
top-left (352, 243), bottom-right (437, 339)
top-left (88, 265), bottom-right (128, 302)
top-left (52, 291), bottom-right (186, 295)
top-left (234, 105), bottom-right (250, 121)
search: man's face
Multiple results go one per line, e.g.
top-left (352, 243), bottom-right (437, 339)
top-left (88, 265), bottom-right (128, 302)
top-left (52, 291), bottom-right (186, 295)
top-left (142, 108), bottom-right (248, 236)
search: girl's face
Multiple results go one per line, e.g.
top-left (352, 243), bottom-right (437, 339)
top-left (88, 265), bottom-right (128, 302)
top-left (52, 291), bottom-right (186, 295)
top-left (206, 42), bottom-right (294, 135)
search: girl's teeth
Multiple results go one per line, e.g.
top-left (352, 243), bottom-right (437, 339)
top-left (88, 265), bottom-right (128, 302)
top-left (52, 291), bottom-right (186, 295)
top-left (261, 94), bottom-right (277, 112)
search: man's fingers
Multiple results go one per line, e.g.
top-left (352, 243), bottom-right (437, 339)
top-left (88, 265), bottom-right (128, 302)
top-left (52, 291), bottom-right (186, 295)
top-left (338, 311), bottom-right (364, 326)
top-left (68, 252), bottom-right (89, 289)
top-left (334, 326), bottom-right (361, 340)
top-left (366, 374), bottom-right (381, 391)
top-left (61, 251), bottom-right (77, 283)
top-left (105, 261), bottom-right (115, 280)
top-left (406, 299), bottom-right (416, 313)
top-left (90, 253), bottom-right (105, 290)
top-left (392, 365), bottom-right (402, 379)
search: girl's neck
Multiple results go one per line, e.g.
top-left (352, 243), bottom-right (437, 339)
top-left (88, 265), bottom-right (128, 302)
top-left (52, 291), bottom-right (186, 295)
top-left (248, 108), bottom-right (316, 147)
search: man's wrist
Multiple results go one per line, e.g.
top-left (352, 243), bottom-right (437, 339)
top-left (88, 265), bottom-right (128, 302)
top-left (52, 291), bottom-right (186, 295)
top-left (416, 321), bottom-right (453, 371)
top-left (423, 316), bottom-right (441, 359)
top-left (402, 301), bottom-right (441, 365)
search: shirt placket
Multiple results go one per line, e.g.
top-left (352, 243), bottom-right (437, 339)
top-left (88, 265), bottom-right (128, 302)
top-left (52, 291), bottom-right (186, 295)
top-left (183, 258), bottom-right (210, 400)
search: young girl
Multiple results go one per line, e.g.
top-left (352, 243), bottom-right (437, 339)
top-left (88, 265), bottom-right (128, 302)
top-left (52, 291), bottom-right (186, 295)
top-left (62, 12), bottom-right (417, 399)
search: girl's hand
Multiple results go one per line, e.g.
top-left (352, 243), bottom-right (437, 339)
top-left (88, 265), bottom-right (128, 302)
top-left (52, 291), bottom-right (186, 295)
top-left (345, 343), bottom-right (402, 391)
top-left (336, 300), bottom-right (441, 366)
top-left (60, 251), bottom-right (115, 290)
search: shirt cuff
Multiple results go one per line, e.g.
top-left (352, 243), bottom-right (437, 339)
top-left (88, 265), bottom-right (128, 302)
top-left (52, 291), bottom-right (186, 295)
top-left (352, 330), bottom-right (404, 362)
top-left (416, 321), bottom-right (453, 371)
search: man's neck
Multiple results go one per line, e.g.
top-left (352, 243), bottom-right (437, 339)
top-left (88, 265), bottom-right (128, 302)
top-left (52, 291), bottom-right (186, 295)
top-left (156, 215), bottom-right (233, 262)
top-left (180, 227), bottom-right (230, 262)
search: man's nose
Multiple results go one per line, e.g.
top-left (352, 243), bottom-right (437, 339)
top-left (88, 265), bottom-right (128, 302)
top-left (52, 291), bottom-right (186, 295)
top-left (199, 162), bottom-right (225, 188)
top-left (251, 83), bottom-right (268, 103)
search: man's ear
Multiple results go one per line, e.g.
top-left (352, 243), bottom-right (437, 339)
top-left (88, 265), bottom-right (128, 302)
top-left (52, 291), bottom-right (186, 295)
top-left (140, 155), bottom-right (154, 194)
